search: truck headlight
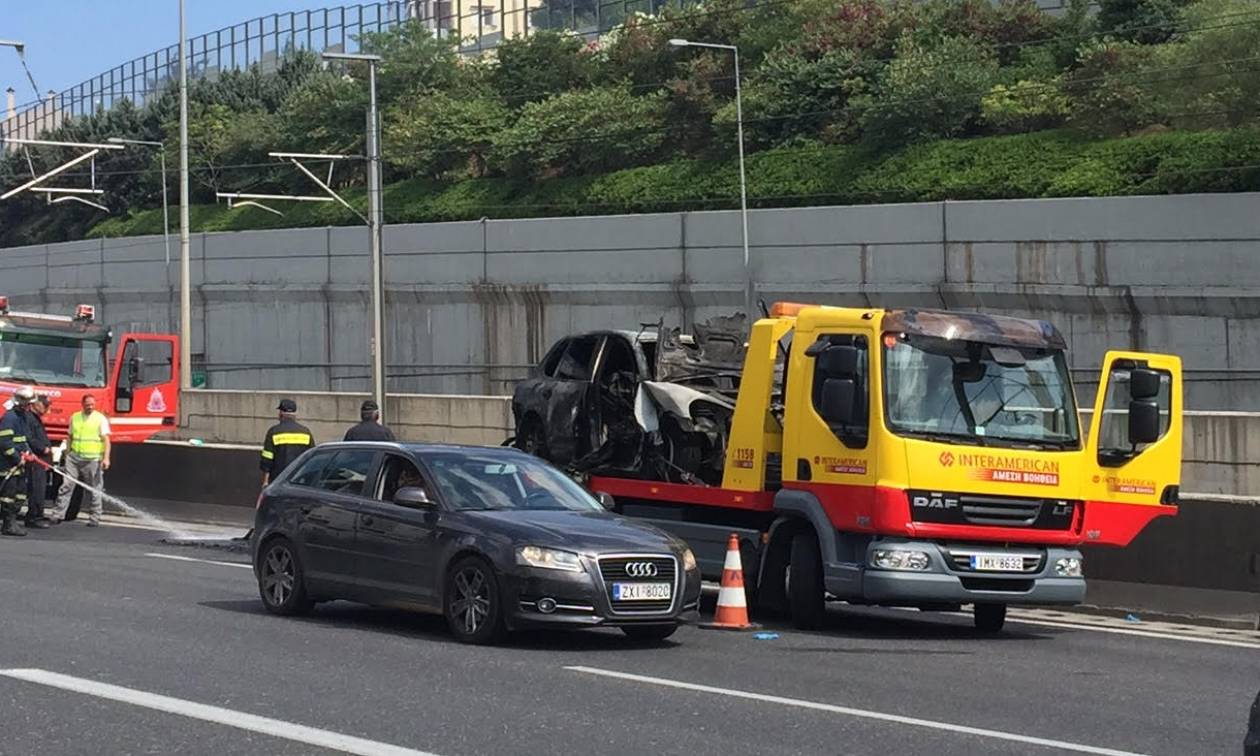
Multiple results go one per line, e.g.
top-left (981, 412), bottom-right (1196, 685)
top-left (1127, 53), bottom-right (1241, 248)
top-left (682, 548), bottom-right (697, 572)
top-left (871, 549), bottom-right (931, 571)
top-left (1054, 557), bottom-right (1083, 577)
top-left (516, 546), bottom-right (582, 572)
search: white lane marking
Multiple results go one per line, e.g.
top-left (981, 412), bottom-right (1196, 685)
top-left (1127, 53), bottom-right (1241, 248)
top-left (0, 668), bottom-right (436, 756)
top-left (145, 553), bottom-right (252, 570)
top-left (1006, 616), bottom-right (1260, 650)
top-left (566, 666), bottom-right (1146, 756)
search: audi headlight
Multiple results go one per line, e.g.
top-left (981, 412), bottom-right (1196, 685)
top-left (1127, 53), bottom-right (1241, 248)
top-left (516, 546), bottom-right (582, 572)
top-left (1055, 557), bottom-right (1083, 577)
top-left (871, 549), bottom-right (931, 571)
top-left (682, 548), bottom-right (697, 572)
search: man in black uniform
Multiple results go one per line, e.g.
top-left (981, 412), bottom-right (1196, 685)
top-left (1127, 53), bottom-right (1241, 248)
top-left (260, 399), bottom-right (315, 487)
top-left (0, 387), bottom-right (35, 537)
top-left (344, 400), bottom-right (395, 442)
top-left (23, 395), bottom-right (53, 529)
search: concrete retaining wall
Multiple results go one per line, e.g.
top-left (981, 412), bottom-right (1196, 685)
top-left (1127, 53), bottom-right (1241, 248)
top-left (4, 192), bottom-right (1260, 408)
top-left (160, 390), bottom-right (1259, 499)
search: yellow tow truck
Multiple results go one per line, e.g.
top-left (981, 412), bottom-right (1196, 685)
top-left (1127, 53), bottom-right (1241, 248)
top-left (574, 303), bottom-right (1182, 632)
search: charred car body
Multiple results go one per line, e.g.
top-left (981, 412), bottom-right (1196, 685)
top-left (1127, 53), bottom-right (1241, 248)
top-left (511, 316), bottom-right (756, 486)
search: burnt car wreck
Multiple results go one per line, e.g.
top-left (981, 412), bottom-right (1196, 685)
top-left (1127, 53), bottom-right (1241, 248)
top-left (510, 315), bottom-right (760, 486)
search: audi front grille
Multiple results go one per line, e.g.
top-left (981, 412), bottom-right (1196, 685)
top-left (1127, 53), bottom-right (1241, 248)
top-left (596, 555), bottom-right (679, 615)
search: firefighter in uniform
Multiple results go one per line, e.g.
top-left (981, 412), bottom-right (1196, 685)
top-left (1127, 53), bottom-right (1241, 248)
top-left (261, 399), bottom-right (314, 486)
top-left (0, 387), bottom-right (36, 537)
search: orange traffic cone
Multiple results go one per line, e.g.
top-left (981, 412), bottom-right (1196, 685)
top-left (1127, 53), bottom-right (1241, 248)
top-left (700, 534), bottom-right (760, 631)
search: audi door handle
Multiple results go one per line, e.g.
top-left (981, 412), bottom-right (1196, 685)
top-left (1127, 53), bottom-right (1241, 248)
top-left (307, 515), bottom-right (331, 525)
top-left (362, 515), bottom-right (375, 527)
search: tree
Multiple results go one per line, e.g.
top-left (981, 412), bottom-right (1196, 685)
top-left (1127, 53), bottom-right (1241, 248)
top-left (1061, 41), bottom-right (1163, 136)
top-left (1097, 0), bottom-right (1191, 45)
top-left (858, 34), bottom-right (1000, 147)
top-left (279, 72), bottom-right (369, 156)
top-left (492, 86), bottom-right (669, 178)
top-left (385, 92), bottom-right (509, 178)
top-left (358, 21), bottom-right (461, 103)
top-left (489, 32), bottom-right (596, 106)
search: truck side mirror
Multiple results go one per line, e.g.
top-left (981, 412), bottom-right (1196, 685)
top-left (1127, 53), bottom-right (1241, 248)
top-left (1129, 368), bottom-right (1161, 400)
top-left (1128, 399), bottom-right (1161, 445)
top-left (820, 378), bottom-right (857, 426)
top-left (127, 356), bottom-right (143, 386)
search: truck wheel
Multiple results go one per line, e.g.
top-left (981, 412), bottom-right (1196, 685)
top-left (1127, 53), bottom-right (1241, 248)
top-left (974, 602), bottom-right (1007, 633)
top-left (788, 531), bottom-right (825, 630)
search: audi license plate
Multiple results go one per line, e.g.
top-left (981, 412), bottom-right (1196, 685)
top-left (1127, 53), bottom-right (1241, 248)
top-left (612, 582), bottom-right (672, 601)
top-left (971, 554), bottom-right (1025, 572)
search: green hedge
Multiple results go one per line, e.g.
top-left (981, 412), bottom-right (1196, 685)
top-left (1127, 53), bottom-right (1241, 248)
top-left (87, 127), bottom-right (1260, 240)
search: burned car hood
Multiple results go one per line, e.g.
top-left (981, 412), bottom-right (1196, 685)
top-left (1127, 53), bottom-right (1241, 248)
top-left (459, 509), bottom-right (680, 554)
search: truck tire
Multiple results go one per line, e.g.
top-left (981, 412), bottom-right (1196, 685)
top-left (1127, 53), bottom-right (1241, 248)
top-left (788, 531), bottom-right (825, 630)
top-left (974, 602), bottom-right (1007, 633)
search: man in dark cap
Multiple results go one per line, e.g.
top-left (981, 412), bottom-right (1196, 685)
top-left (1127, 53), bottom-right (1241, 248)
top-left (344, 399), bottom-right (395, 442)
top-left (23, 395), bottom-right (53, 529)
top-left (260, 398), bottom-right (314, 487)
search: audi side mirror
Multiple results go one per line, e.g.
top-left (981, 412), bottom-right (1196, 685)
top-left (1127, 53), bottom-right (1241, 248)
top-left (596, 491), bottom-right (616, 511)
top-left (395, 486), bottom-right (434, 509)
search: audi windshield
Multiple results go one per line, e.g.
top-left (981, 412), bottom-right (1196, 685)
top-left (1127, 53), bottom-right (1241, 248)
top-left (427, 452), bottom-right (605, 512)
top-left (882, 333), bottom-right (1080, 449)
top-left (0, 331), bottom-right (108, 388)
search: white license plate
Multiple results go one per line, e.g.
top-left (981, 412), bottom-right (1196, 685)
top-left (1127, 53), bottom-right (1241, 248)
top-left (612, 582), bottom-right (672, 601)
top-left (971, 554), bottom-right (1025, 572)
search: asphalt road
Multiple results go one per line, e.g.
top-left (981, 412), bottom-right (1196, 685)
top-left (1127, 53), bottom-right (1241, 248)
top-left (0, 520), bottom-right (1255, 756)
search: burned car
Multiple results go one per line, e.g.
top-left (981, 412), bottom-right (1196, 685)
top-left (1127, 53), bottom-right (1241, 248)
top-left (511, 316), bottom-right (759, 485)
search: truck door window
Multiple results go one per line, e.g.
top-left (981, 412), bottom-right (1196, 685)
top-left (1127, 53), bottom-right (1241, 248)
top-left (1096, 364), bottom-right (1171, 465)
top-left (810, 335), bottom-right (869, 449)
top-left (133, 341), bottom-right (174, 386)
top-left (555, 336), bottom-right (599, 381)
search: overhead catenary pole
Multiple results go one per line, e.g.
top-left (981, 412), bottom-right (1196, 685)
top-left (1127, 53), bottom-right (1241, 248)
top-left (366, 60), bottom-right (385, 420)
top-left (179, 0), bottom-right (192, 391)
top-left (323, 51), bottom-right (386, 420)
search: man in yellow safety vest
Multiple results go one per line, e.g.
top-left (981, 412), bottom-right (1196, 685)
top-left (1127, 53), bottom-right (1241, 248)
top-left (50, 394), bottom-right (111, 527)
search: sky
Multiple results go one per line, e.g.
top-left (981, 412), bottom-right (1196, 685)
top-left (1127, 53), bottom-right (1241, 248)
top-left (2, 1), bottom-right (338, 108)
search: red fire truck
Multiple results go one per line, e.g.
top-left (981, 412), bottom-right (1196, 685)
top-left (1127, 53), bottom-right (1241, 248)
top-left (0, 297), bottom-right (180, 444)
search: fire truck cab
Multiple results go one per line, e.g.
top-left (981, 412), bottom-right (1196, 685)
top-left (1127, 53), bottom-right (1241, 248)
top-left (0, 296), bottom-right (180, 445)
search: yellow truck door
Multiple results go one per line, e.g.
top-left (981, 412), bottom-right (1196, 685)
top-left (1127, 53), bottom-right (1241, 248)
top-left (1080, 351), bottom-right (1183, 546)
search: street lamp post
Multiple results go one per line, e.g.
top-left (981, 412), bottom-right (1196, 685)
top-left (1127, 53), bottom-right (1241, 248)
top-left (178, 0), bottom-right (192, 391)
top-left (669, 38), bottom-right (752, 319)
top-left (107, 138), bottom-right (170, 268)
top-left (323, 51), bottom-right (386, 419)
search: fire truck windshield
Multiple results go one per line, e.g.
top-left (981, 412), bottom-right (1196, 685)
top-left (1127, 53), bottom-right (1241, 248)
top-left (0, 331), bottom-right (108, 388)
top-left (882, 333), bottom-right (1080, 449)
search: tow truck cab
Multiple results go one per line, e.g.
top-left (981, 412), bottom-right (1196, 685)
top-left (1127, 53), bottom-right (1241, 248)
top-left (0, 297), bottom-right (180, 444)
top-left (591, 303), bottom-right (1182, 631)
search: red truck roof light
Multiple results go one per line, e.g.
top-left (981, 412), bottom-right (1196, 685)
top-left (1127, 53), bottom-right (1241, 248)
top-left (74, 304), bottom-right (95, 322)
top-left (0, 296), bottom-right (8, 314)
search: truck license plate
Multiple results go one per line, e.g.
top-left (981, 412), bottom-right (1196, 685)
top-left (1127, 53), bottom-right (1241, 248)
top-left (612, 582), bottom-right (672, 601)
top-left (971, 554), bottom-right (1025, 572)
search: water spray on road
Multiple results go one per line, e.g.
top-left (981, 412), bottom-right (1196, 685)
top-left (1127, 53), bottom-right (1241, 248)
top-left (29, 456), bottom-right (229, 543)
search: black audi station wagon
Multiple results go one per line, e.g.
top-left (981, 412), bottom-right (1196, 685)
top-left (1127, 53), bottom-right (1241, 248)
top-left (251, 442), bottom-right (702, 644)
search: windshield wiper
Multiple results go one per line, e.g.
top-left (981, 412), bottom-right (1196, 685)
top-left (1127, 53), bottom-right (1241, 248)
top-left (900, 430), bottom-right (988, 447)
